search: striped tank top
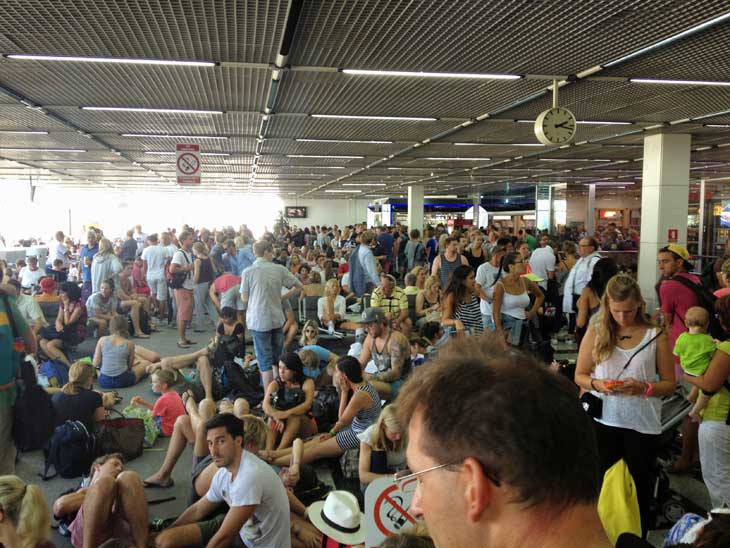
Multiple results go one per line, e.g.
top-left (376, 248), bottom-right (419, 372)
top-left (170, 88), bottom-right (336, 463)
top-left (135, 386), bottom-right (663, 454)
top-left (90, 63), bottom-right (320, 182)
top-left (454, 293), bottom-right (483, 335)
top-left (351, 382), bottom-right (382, 434)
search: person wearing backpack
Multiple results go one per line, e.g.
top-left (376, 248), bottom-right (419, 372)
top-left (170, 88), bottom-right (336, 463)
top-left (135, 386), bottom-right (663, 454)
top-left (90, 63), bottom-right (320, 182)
top-left (404, 229), bottom-right (427, 272)
top-left (0, 286), bottom-right (38, 474)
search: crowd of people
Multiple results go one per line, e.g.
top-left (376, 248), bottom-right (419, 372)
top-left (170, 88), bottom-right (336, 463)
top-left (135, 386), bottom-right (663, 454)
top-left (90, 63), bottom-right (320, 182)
top-left (0, 218), bottom-right (729, 548)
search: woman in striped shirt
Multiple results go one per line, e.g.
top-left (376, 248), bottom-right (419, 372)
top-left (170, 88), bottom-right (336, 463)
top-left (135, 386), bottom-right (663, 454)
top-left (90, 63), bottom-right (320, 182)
top-left (441, 265), bottom-right (484, 336)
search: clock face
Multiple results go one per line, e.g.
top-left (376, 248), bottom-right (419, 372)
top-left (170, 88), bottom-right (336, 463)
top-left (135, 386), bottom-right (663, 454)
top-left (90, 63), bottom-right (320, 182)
top-left (534, 107), bottom-right (577, 145)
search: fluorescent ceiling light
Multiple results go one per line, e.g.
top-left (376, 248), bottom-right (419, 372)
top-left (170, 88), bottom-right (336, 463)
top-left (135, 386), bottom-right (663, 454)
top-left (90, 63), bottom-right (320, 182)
top-left (287, 154), bottom-right (364, 159)
top-left (0, 147), bottom-right (87, 152)
top-left (516, 119), bottom-right (632, 125)
top-left (82, 106), bottom-right (223, 114)
top-left (6, 54), bottom-right (215, 67)
top-left (542, 158), bottom-right (612, 162)
top-left (425, 194), bottom-right (458, 198)
top-left (342, 183), bottom-right (387, 187)
top-left (454, 142), bottom-right (543, 147)
top-left (325, 189), bottom-right (362, 193)
top-left (604, 11), bottom-right (730, 67)
top-left (341, 69), bottom-right (521, 80)
top-left (706, 124), bottom-right (730, 128)
top-left (143, 151), bottom-right (230, 157)
top-left (295, 138), bottom-right (393, 144)
top-left (121, 133), bottom-right (228, 140)
top-left (0, 130), bottom-right (49, 135)
top-left (583, 182), bottom-right (636, 186)
top-left (310, 114), bottom-right (437, 122)
top-left (631, 78), bottom-right (730, 86)
top-left (425, 157), bottom-right (491, 161)
top-left (288, 165), bottom-right (345, 169)
top-left (46, 160), bottom-right (113, 164)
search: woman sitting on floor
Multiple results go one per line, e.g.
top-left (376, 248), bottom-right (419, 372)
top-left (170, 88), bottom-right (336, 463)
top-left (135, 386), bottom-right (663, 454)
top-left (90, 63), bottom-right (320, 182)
top-left (39, 282), bottom-right (88, 367)
top-left (263, 355), bottom-right (381, 466)
top-left (358, 404), bottom-right (407, 487)
top-left (93, 315), bottom-right (148, 389)
top-left (263, 352), bottom-right (317, 452)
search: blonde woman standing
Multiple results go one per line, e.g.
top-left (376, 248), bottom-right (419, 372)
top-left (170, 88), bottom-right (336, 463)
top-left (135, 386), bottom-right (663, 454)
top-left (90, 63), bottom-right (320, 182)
top-left (90, 237), bottom-right (122, 293)
top-left (575, 274), bottom-right (675, 536)
top-left (0, 475), bottom-right (52, 548)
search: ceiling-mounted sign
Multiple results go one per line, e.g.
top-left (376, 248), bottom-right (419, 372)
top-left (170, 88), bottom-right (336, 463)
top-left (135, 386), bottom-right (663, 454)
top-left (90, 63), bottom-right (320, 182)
top-left (176, 144), bottom-right (201, 185)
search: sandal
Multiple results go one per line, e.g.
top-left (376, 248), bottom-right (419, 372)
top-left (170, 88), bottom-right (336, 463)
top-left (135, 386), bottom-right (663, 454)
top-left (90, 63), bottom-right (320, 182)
top-left (134, 333), bottom-right (151, 339)
top-left (176, 341), bottom-right (191, 349)
top-left (184, 339), bottom-right (196, 345)
top-left (143, 478), bottom-right (175, 489)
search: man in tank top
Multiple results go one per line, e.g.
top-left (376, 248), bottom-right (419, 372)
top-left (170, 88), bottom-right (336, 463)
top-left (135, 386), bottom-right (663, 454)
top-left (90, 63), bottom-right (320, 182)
top-left (431, 237), bottom-right (468, 288)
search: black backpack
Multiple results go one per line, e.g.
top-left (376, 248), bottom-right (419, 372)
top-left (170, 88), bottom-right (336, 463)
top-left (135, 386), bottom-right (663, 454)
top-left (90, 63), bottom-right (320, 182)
top-left (312, 385), bottom-right (340, 432)
top-left (42, 420), bottom-right (96, 479)
top-left (2, 293), bottom-right (57, 452)
top-left (670, 275), bottom-right (727, 341)
top-left (700, 259), bottom-right (721, 294)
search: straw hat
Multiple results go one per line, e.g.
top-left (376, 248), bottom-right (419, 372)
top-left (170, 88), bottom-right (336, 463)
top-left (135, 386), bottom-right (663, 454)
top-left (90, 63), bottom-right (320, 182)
top-left (308, 490), bottom-right (365, 545)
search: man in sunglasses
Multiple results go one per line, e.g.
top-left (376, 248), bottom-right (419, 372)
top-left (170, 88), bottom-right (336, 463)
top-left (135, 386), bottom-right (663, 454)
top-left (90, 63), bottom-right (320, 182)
top-left (396, 337), bottom-right (610, 548)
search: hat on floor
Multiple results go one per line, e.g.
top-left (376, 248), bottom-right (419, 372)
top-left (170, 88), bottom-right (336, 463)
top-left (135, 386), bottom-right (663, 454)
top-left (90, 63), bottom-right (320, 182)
top-left (308, 490), bottom-right (365, 545)
top-left (39, 277), bottom-right (58, 293)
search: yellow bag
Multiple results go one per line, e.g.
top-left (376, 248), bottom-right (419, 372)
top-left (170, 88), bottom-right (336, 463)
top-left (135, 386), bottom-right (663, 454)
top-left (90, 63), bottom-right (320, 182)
top-left (597, 459), bottom-right (642, 545)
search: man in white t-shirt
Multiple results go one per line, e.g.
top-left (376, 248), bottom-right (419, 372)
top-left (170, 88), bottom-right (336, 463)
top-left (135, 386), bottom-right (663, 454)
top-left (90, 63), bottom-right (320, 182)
top-left (171, 231), bottom-right (195, 347)
top-left (133, 224), bottom-right (148, 255)
top-left (161, 413), bottom-right (291, 548)
top-left (529, 234), bottom-right (556, 291)
top-left (141, 233), bottom-right (171, 321)
top-left (475, 239), bottom-right (509, 331)
top-left (46, 230), bottom-right (71, 277)
top-left (19, 255), bottom-right (44, 289)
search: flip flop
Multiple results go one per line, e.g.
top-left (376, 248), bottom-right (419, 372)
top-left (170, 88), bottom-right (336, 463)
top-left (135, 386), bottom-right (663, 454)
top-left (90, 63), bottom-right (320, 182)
top-left (176, 341), bottom-right (191, 349)
top-left (134, 333), bottom-right (151, 339)
top-left (143, 478), bottom-right (174, 489)
top-left (184, 339), bottom-right (196, 345)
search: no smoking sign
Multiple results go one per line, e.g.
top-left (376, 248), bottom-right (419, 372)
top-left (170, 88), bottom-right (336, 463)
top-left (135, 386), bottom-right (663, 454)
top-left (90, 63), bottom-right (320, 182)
top-left (176, 144), bottom-right (201, 185)
top-left (364, 478), bottom-right (418, 547)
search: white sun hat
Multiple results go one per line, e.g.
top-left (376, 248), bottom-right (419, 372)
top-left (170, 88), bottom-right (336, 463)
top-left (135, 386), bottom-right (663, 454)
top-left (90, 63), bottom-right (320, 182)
top-left (307, 490), bottom-right (365, 545)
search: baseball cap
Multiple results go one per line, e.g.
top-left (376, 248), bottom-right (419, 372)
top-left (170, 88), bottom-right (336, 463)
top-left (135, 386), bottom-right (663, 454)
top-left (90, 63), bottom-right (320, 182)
top-left (39, 277), bottom-right (58, 293)
top-left (664, 244), bottom-right (690, 262)
top-left (357, 307), bottom-right (385, 324)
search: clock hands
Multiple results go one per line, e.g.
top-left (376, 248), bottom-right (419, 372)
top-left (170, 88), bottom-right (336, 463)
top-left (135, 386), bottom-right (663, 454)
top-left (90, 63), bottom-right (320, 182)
top-left (554, 121), bottom-right (574, 129)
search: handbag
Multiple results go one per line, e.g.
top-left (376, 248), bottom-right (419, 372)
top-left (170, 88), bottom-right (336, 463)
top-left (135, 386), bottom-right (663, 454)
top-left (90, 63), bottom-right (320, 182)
top-left (95, 408), bottom-right (145, 461)
top-left (270, 385), bottom-right (305, 410)
top-left (583, 329), bottom-right (664, 419)
top-left (169, 250), bottom-right (190, 289)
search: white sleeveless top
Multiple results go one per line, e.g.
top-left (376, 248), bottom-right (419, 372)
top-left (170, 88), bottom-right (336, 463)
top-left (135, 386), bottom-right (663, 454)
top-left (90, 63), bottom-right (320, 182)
top-left (593, 327), bottom-right (662, 435)
top-left (499, 280), bottom-right (530, 320)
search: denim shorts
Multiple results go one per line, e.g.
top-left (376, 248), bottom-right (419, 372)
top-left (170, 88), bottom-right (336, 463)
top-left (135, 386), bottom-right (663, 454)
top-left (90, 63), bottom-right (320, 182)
top-left (98, 369), bottom-right (137, 389)
top-left (250, 328), bottom-right (283, 373)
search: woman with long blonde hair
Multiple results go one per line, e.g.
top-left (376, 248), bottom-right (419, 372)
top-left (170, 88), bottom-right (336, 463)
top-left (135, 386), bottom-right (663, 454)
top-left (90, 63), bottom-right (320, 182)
top-left (358, 404), bottom-right (407, 486)
top-left (90, 237), bottom-right (122, 293)
top-left (575, 273), bottom-right (675, 536)
top-left (52, 361), bottom-right (107, 428)
top-left (0, 475), bottom-right (51, 548)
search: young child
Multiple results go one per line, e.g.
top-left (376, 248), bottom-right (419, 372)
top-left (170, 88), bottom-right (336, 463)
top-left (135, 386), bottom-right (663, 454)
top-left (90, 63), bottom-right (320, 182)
top-left (673, 306), bottom-right (717, 422)
top-left (409, 337), bottom-right (427, 367)
top-left (67, 261), bottom-right (80, 283)
top-left (130, 369), bottom-right (185, 436)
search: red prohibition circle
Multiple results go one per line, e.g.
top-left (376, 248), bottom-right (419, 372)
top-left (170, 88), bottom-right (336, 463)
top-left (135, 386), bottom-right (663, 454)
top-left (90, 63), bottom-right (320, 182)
top-left (177, 153), bottom-right (200, 175)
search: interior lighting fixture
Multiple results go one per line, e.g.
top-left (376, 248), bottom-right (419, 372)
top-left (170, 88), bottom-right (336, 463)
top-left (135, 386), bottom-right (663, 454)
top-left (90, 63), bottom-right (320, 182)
top-left (425, 194), bottom-right (458, 198)
top-left (121, 133), bottom-right (228, 140)
top-left (454, 142), bottom-right (543, 146)
top-left (425, 157), bottom-right (491, 161)
top-left (295, 138), bottom-right (393, 144)
top-left (583, 182), bottom-right (636, 186)
top-left (0, 130), bottom-right (49, 135)
top-left (631, 78), bottom-right (730, 86)
top-left (341, 69), bottom-right (521, 80)
top-left (342, 183), bottom-right (387, 186)
top-left (287, 154), bottom-right (364, 159)
top-left (0, 147), bottom-right (86, 152)
top-left (47, 160), bottom-right (113, 164)
top-left (310, 114), bottom-right (437, 122)
top-left (706, 124), bottom-right (730, 128)
top-left (604, 11), bottom-right (730, 67)
top-left (325, 189), bottom-right (362, 193)
top-left (542, 158), bottom-right (612, 162)
top-left (5, 54), bottom-right (215, 67)
top-left (516, 119), bottom-right (632, 125)
top-left (82, 106), bottom-right (223, 114)
top-left (143, 151), bottom-right (230, 156)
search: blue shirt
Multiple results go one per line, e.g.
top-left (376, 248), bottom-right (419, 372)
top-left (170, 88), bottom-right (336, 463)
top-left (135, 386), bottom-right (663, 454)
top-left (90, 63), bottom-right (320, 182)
top-left (377, 233), bottom-right (395, 261)
top-left (300, 344), bottom-right (332, 379)
top-left (79, 243), bottom-right (99, 283)
top-left (222, 252), bottom-right (239, 274)
top-left (237, 246), bottom-right (256, 275)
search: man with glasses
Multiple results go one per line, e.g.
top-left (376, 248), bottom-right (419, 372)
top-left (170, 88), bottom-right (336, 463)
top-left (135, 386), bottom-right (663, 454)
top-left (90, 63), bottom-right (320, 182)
top-left (562, 237), bottom-right (601, 336)
top-left (395, 337), bottom-right (610, 548)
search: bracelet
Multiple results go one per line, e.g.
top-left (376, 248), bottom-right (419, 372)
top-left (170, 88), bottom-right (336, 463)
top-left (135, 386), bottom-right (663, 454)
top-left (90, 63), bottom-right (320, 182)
top-left (329, 429), bottom-right (337, 437)
top-left (643, 382), bottom-right (654, 397)
top-left (590, 379), bottom-right (597, 391)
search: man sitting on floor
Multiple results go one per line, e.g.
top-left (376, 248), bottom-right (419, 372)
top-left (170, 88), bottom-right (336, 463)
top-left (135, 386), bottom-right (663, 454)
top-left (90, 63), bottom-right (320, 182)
top-left (52, 453), bottom-right (148, 548)
top-left (86, 279), bottom-right (119, 337)
top-left (155, 413), bottom-right (290, 548)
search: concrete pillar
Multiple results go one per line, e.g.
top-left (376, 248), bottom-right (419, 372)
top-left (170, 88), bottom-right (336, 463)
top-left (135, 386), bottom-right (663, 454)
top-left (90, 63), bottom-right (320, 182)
top-left (637, 133), bottom-right (691, 311)
top-left (407, 184), bottom-right (424, 235)
top-left (472, 193), bottom-right (481, 228)
top-left (586, 183), bottom-right (596, 236)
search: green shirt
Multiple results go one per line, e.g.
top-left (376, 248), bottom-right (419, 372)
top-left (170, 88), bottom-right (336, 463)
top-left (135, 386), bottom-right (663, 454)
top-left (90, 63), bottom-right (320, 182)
top-left (0, 294), bottom-right (29, 408)
top-left (673, 332), bottom-right (716, 376)
top-left (702, 340), bottom-right (730, 422)
top-left (525, 234), bottom-right (537, 251)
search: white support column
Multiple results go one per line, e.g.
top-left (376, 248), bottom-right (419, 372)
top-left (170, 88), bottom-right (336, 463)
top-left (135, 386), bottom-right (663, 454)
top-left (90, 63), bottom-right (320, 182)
top-left (472, 193), bottom-right (481, 228)
top-left (586, 183), bottom-right (596, 236)
top-left (637, 133), bottom-right (691, 311)
top-left (407, 184), bottom-right (424, 235)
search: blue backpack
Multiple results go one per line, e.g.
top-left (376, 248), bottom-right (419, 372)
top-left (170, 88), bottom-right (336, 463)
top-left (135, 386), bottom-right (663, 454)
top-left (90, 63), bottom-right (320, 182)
top-left (42, 420), bottom-right (97, 479)
top-left (39, 359), bottom-right (70, 389)
top-left (349, 248), bottom-right (367, 297)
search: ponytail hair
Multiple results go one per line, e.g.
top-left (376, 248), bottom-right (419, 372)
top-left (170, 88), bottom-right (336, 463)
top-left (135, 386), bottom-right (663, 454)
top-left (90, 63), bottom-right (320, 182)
top-left (62, 361), bottom-right (93, 395)
top-left (0, 475), bottom-right (51, 548)
top-left (491, 252), bottom-right (519, 287)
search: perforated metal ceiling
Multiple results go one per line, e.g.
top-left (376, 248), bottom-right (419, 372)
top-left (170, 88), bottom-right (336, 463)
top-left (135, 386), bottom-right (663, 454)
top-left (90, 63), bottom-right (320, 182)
top-left (0, 0), bottom-right (729, 198)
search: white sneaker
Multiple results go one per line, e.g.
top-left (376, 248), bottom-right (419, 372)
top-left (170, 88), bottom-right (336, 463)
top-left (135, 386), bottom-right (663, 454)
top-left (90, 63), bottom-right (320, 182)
top-left (328, 321), bottom-right (335, 335)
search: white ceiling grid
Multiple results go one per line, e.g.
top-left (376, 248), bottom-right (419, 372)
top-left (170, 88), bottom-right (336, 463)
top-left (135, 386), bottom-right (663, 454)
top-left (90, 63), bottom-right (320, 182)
top-left (0, 0), bottom-right (729, 197)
